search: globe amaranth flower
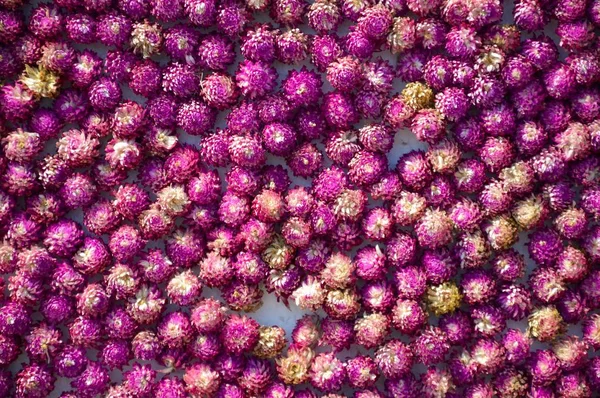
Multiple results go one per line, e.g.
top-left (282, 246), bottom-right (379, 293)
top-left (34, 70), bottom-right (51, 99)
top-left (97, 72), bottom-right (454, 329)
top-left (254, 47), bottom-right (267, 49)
top-left (236, 60), bottom-right (277, 99)
top-left (426, 282), bottom-right (462, 316)
top-left (276, 28), bottom-right (309, 64)
top-left (276, 345), bottom-right (313, 385)
top-left (391, 298), bottom-right (426, 335)
top-left (241, 23), bottom-right (276, 62)
top-left (16, 363), bottom-right (55, 398)
top-left (221, 314), bottom-right (260, 354)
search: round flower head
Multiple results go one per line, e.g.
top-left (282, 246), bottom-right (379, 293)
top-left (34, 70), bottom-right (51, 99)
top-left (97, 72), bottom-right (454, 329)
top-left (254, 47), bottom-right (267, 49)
top-left (257, 93), bottom-right (291, 122)
top-left (221, 314), bottom-right (260, 354)
top-left (240, 24), bottom-right (276, 62)
top-left (282, 67), bottom-right (323, 107)
top-left (137, 249), bottom-right (174, 284)
top-left (0, 82), bottom-right (37, 123)
top-left (581, 269), bottom-right (600, 308)
top-left (201, 72), bottom-right (238, 110)
top-left (264, 382), bottom-right (295, 398)
top-left (527, 228), bottom-right (562, 267)
top-left (15, 362), bottom-right (55, 398)
top-left (259, 122), bottom-right (297, 157)
top-left (358, 124), bottom-right (393, 154)
top-left (189, 334), bottom-right (221, 361)
top-left (308, 352), bottom-right (345, 392)
top-left (413, 327), bottom-right (450, 366)
top-left (103, 307), bottom-right (138, 342)
top-left (391, 298), bottom-right (426, 334)
top-left (397, 150), bottom-right (434, 191)
top-left (289, 315), bottom-right (320, 350)
top-left (83, 199), bottom-right (120, 236)
top-left (483, 214), bottom-right (519, 251)
top-left (420, 249), bottom-right (456, 284)
top-left (449, 199), bottom-right (482, 232)
top-left (276, 28), bottom-right (309, 64)
top-left (19, 63), bottom-right (62, 102)
top-left (389, 191), bottom-right (425, 227)
top-left (112, 101), bottom-right (146, 139)
top-left (251, 325), bottom-right (285, 359)
top-left (322, 92), bottom-right (359, 129)
top-left (76, 283), bottom-right (110, 318)
top-left (161, 24), bottom-right (198, 62)
top-left (312, 36), bottom-right (344, 72)
top-left (6, 211), bottom-right (43, 249)
top-left (184, 0), bottom-right (217, 26)
top-left (306, 0), bottom-right (340, 33)
top-left (325, 130), bottom-right (361, 167)
top-left (176, 99), bottom-right (216, 136)
top-left (108, 224), bottom-right (145, 263)
top-left (40, 294), bottom-right (74, 325)
top-left (288, 143), bottom-right (324, 178)
top-left (401, 82), bottom-right (433, 111)
top-left (555, 246), bottom-right (588, 284)
top-left (317, 251), bottom-right (354, 289)
top-left (497, 284), bottom-right (533, 320)
top-left (157, 311), bottom-right (193, 349)
top-left (386, 231), bottom-right (418, 267)
top-left (126, 283), bottom-right (166, 325)
top-left (92, 161), bottom-right (128, 190)
top-left (183, 363), bottom-right (221, 397)
top-left (567, 50), bottom-right (600, 85)
top-left (557, 289), bottom-right (588, 324)
top-left (319, 317), bottom-right (353, 352)
top-left (500, 328), bottom-right (532, 366)
top-left (583, 182), bottom-right (600, 219)
top-left (550, 336), bottom-right (589, 373)
top-left (72, 236), bottom-right (111, 275)
top-left (468, 305), bottom-right (505, 339)
top-left (510, 195), bottom-right (548, 230)
top-left (571, 87), bottom-right (600, 122)
top-left (235, 60), bottom-right (277, 99)
top-left (384, 95), bottom-right (415, 128)
top-left (27, 110), bottom-right (61, 144)
top-left (129, 20), bottom-right (162, 59)
top-left (344, 28), bottom-right (376, 60)
top-left (415, 208), bottom-right (453, 249)
top-left (99, 339), bottom-right (131, 370)
top-left (198, 250), bottom-right (234, 287)
top-left (222, 280), bottom-right (264, 312)
top-left (111, 184), bottom-right (149, 221)
top-left (150, 0), bottom-right (184, 21)
top-left (128, 331), bottom-right (160, 362)
top-left (538, 101), bottom-right (571, 137)
top-left (228, 135), bottom-right (266, 170)
top-left (582, 313), bottom-right (600, 350)
top-left (426, 281), bottom-right (462, 316)
top-left (155, 377), bottom-right (187, 398)
top-left (16, 244), bottom-right (56, 279)
top-left (162, 63), bottom-right (199, 99)
top-left (528, 306), bottom-right (566, 342)
top-left (8, 271), bottom-right (44, 307)
top-left (24, 323), bottom-right (62, 363)
top-left (196, 34), bottom-right (234, 71)
top-left (69, 313), bottom-right (105, 348)
top-left (435, 311), bottom-right (471, 347)
top-left (54, 344), bottom-right (88, 379)
top-left (270, 0), bottom-right (306, 25)
top-left (326, 56), bottom-right (363, 92)
top-left (348, 151), bottom-right (387, 186)
top-left (435, 87), bottom-right (469, 121)
top-left (527, 349), bottom-right (562, 387)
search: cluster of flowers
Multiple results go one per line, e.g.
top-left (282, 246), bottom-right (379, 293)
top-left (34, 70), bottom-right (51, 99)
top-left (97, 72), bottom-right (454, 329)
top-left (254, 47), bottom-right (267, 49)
top-left (2, 0), bottom-right (600, 396)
